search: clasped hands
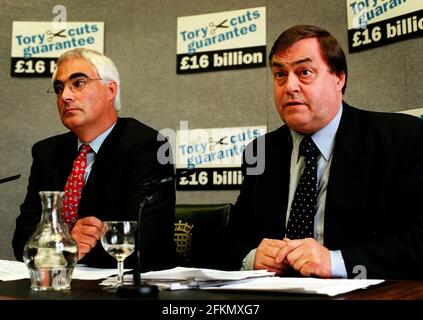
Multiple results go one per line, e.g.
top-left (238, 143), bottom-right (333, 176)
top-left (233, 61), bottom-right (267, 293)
top-left (70, 216), bottom-right (103, 260)
top-left (254, 237), bottom-right (332, 278)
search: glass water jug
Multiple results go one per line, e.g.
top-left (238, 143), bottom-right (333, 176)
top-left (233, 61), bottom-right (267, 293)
top-left (23, 191), bottom-right (78, 291)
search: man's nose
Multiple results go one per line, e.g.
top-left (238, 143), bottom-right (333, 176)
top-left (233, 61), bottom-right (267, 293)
top-left (60, 83), bottom-right (75, 100)
top-left (285, 73), bottom-right (300, 93)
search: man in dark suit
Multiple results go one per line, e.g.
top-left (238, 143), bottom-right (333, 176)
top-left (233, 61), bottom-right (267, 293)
top-left (13, 48), bottom-right (176, 271)
top-left (226, 25), bottom-right (423, 279)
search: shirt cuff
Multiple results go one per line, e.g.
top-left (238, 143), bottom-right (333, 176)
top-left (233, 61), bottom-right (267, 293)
top-left (330, 250), bottom-right (348, 278)
top-left (241, 249), bottom-right (256, 270)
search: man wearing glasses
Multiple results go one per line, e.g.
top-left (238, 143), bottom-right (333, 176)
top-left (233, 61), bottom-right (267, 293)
top-left (12, 48), bottom-right (176, 271)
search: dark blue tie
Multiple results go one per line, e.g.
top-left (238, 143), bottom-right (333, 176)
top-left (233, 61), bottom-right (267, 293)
top-left (286, 136), bottom-right (319, 239)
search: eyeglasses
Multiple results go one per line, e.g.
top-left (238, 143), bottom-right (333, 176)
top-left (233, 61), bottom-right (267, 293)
top-left (47, 77), bottom-right (102, 95)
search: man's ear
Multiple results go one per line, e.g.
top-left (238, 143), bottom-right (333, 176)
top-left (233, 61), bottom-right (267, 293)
top-left (336, 72), bottom-right (346, 92)
top-left (106, 80), bottom-right (118, 103)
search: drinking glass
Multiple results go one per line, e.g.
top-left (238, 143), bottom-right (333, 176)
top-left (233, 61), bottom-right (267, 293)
top-left (101, 221), bottom-right (137, 286)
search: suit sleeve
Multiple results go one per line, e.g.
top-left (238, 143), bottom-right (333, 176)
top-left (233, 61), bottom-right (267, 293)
top-left (341, 119), bottom-right (423, 279)
top-left (12, 144), bottom-right (44, 261)
top-left (123, 134), bottom-right (176, 272)
top-left (224, 138), bottom-right (263, 270)
top-left (81, 133), bottom-right (176, 271)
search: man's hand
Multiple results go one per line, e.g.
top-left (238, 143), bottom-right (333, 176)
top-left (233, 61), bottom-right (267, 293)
top-left (71, 216), bottom-right (103, 260)
top-left (254, 238), bottom-right (290, 275)
top-left (275, 238), bottom-right (332, 278)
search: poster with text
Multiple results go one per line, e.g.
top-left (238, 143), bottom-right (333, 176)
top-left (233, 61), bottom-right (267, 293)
top-left (176, 7), bottom-right (266, 74)
top-left (11, 21), bottom-right (104, 77)
top-left (346, 0), bottom-right (422, 53)
top-left (176, 125), bottom-right (266, 190)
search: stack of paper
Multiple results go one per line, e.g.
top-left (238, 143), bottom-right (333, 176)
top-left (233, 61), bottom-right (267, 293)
top-left (204, 277), bottom-right (385, 296)
top-left (0, 260), bottom-right (30, 281)
top-left (0, 259), bottom-right (123, 281)
top-left (100, 267), bottom-right (384, 296)
top-left (100, 267), bottom-right (275, 290)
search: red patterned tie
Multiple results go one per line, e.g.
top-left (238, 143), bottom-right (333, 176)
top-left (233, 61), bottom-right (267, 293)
top-left (62, 144), bottom-right (91, 227)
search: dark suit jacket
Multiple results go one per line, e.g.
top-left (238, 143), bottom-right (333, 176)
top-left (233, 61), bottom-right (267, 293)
top-left (226, 103), bottom-right (423, 279)
top-left (13, 117), bottom-right (176, 271)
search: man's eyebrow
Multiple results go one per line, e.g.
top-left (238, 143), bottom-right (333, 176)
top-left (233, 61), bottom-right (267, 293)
top-left (272, 61), bottom-right (285, 68)
top-left (69, 72), bottom-right (89, 80)
top-left (294, 57), bottom-right (313, 65)
top-left (272, 57), bottom-right (313, 68)
top-left (54, 72), bottom-right (89, 84)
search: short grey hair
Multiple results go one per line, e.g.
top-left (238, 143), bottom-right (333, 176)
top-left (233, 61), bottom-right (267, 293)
top-left (52, 48), bottom-right (121, 111)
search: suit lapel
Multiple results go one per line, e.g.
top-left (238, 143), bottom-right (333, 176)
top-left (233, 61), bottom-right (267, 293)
top-left (56, 133), bottom-right (78, 190)
top-left (78, 118), bottom-right (126, 216)
top-left (264, 126), bottom-right (292, 235)
top-left (86, 118), bottom-right (125, 181)
top-left (324, 104), bottom-right (366, 247)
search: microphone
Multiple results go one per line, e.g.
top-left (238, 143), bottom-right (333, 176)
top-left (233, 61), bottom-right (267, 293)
top-left (142, 176), bottom-right (174, 187)
top-left (0, 174), bottom-right (21, 185)
top-left (117, 175), bottom-right (174, 298)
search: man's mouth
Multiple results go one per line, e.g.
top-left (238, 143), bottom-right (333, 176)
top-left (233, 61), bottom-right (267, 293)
top-left (63, 107), bottom-right (80, 115)
top-left (284, 101), bottom-right (305, 107)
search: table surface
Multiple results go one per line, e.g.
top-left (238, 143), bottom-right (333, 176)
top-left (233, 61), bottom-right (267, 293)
top-left (0, 278), bottom-right (422, 300)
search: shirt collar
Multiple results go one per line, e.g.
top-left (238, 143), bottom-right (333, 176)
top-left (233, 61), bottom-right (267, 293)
top-left (290, 104), bottom-right (343, 161)
top-left (77, 122), bottom-right (117, 154)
